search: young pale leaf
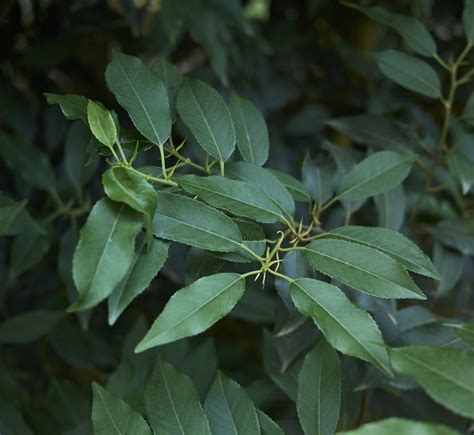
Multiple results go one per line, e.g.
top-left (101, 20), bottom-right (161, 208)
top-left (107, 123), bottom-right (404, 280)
top-left (297, 340), bottom-right (341, 435)
top-left (389, 345), bottom-right (474, 418)
top-left (303, 239), bottom-right (426, 299)
top-left (463, 93), bottom-right (474, 126)
top-left (445, 322), bottom-right (474, 349)
top-left (87, 100), bottom-right (117, 149)
top-left (463, 0), bottom-right (474, 43)
top-left (108, 236), bottom-right (168, 325)
top-left (352, 5), bottom-right (436, 56)
top-left (229, 92), bottom-right (269, 166)
top-left (152, 191), bottom-right (242, 252)
top-left (44, 93), bottom-right (88, 123)
top-left (341, 418), bottom-right (458, 435)
top-left (135, 273), bottom-right (245, 352)
top-left (326, 115), bottom-right (416, 152)
top-left (71, 199), bottom-right (142, 312)
top-left (102, 166), bottom-right (158, 236)
top-left (290, 279), bottom-right (392, 376)
top-left (205, 371), bottom-right (260, 435)
top-left (0, 200), bottom-right (27, 236)
top-left (177, 78), bottom-right (235, 161)
top-left (376, 50), bottom-right (441, 98)
top-left (178, 174), bottom-right (282, 224)
top-left (338, 151), bottom-right (414, 201)
top-left (374, 185), bottom-right (406, 231)
top-left (328, 226), bottom-right (439, 279)
top-left (92, 382), bottom-right (151, 435)
top-left (257, 410), bottom-right (284, 435)
top-left (0, 310), bottom-right (64, 344)
top-left (447, 149), bottom-right (474, 194)
top-left (268, 169), bottom-right (311, 202)
top-left (144, 357), bottom-right (211, 435)
top-left (106, 50), bottom-right (171, 146)
top-left (226, 162), bottom-right (295, 219)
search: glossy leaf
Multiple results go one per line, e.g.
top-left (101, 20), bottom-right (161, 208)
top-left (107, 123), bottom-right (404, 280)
top-left (297, 340), bottom-right (341, 435)
top-left (342, 418), bottom-right (458, 435)
top-left (389, 345), bottom-right (474, 418)
top-left (328, 226), bottom-right (439, 279)
top-left (205, 371), bottom-right (260, 435)
top-left (144, 357), bottom-right (211, 434)
top-left (152, 191), bottom-right (243, 252)
top-left (44, 93), bottom-right (88, 122)
top-left (71, 199), bottom-right (142, 312)
top-left (226, 162), bottom-right (295, 219)
top-left (291, 279), bottom-right (392, 376)
top-left (108, 236), bottom-right (168, 325)
top-left (376, 50), bottom-right (441, 98)
top-left (229, 92), bottom-right (269, 165)
top-left (177, 78), bottom-right (235, 161)
top-left (338, 151), bottom-right (414, 201)
top-left (92, 382), bottom-right (151, 435)
top-left (303, 239), bottom-right (426, 299)
top-left (102, 166), bottom-right (158, 235)
top-left (106, 50), bottom-right (171, 145)
top-left (135, 273), bottom-right (245, 352)
top-left (87, 100), bottom-right (117, 149)
top-left (178, 174), bottom-right (282, 224)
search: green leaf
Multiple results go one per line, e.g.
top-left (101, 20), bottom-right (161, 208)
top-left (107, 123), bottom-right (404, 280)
top-left (0, 200), bottom-right (27, 237)
top-left (374, 185), bottom-right (406, 231)
top-left (435, 218), bottom-right (474, 255)
top-left (205, 371), bottom-right (260, 435)
top-left (87, 100), bottom-right (117, 149)
top-left (433, 243), bottom-right (463, 296)
top-left (463, 93), bottom-right (474, 126)
top-left (152, 191), bottom-right (243, 252)
top-left (326, 115), bottom-right (416, 152)
top-left (445, 322), bottom-right (474, 349)
top-left (70, 199), bottom-right (142, 312)
top-left (375, 50), bottom-right (441, 98)
top-left (108, 236), bottom-right (168, 325)
top-left (229, 92), bottom-right (269, 166)
top-left (290, 278), bottom-right (392, 376)
top-left (144, 356), bottom-right (211, 434)
top-left (177, 78), bottom-right (235, 161)
top-left (341, 418), bottom-right (458, 435)
top-left (328, 226), bottom-right (439, 279)
top-left (0, 132), bottom-right (55, 192)
top-left (303, 239), bottom-right (426, 299)
top-left (178, 174), bottom-right (282, 224)
top-left (44, 93), bottom-right (88, 122)
top-left (151, 57), bottom-right (183, 116)
top-left (389, 345), bottom-right (474, 418)
top-left (302, 154), bottom-right (336, 205)
top-left (102, 166), bottom-right (158, 237)
top-left (0, 310), bottom-right (64, 344)
top-left (186, 248), bottom-right (224, 284)
top-left (463, 0), bottom-right (474, 43)
top-left (267, 169), bottom-right (311, 202)
top-left (135, 273), bottom-right (245, 352)
top-left (257, 410), bottom-right (284, 435)
top-left (106, 50), bottom-right (171, 146)
top-left (352, 5), bottom-right (436, 56)
top-left (297, 340), bottom-right (341, 435)
top-left (447, 149), bottom-right (474, 194)
top-left (92, 382), bottom-right (151, 435)
top-left (226, 162), bottom-right (295, 219)
top-left (338, 151), bottom-right (414, 201)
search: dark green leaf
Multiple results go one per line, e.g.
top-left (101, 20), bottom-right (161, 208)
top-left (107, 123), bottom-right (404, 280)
top-left (0, 200), bottom-right (27, 237)
top-left (297, 340), bottom-right (341, 435)
top-left (135, 273), bottom-right (246, 351)
top-left (447, 149), bottom-right (474, 194)
top-left (463, 93), bottom-right (474, 126)
top-left (433, 243), bottom-right (463, 295)
top-left (268, 169), bottom-right (311, 203)
top-left (435, 218), bottom-right (474, 255)
top-left (341, 418), bottom-right (458, 435)
top-left (463, 0), bottom-right (474, 43)
top-left (376, 50), bottom-right (441, 98)
top-left (151, 57), bottom-right (183, 116)
top-left (445, 322), bottom-right (474, 349)
top-left (257, 410), bottom-right (284, 435)
top-left (374, 185), bottom-right (406, 231)
top-left (44, 93), bottom-right (88, 123)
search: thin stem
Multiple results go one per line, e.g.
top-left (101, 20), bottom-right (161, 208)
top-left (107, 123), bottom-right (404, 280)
top-left (50, 188), bottom-right (66, 209)
top-left (268, 269), bottom-right (294, 283)
top-left (240, 270), bottom-right (262, 279)
top-left (115, 140), bottom-right (129, 164)
top-left (239, 243), bottom-right (265, 262)
top-left (166, 145), bottom-right (210, 174)
top-left (126, 165), bottom-right (178, 187)
top-left (158, 144), bottom-right (168, 179)
top-left (318, 195), bottom-right (340, 213)
top-left (433, 53), bottom-right (450, 71)
top-left (220, 160), bottom-right (225, 176)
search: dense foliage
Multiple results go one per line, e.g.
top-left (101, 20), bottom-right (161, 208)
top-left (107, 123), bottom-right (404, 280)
top-left (1, 1), bottom-right (473, 434)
